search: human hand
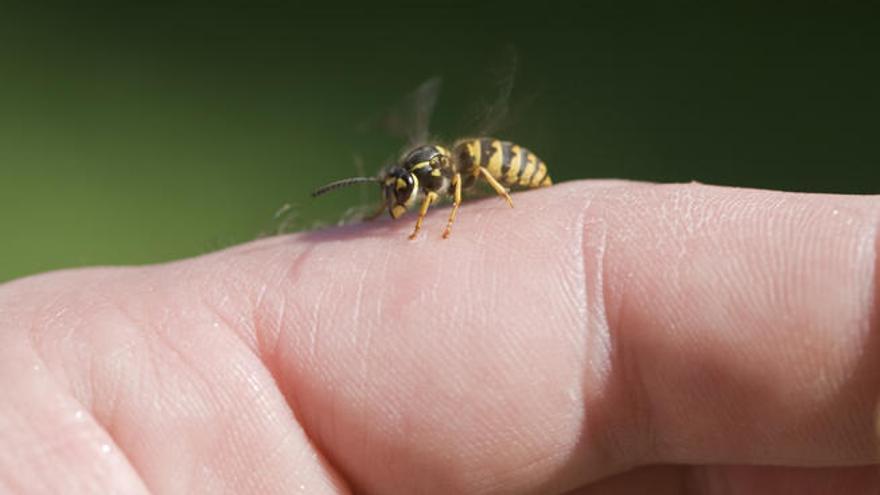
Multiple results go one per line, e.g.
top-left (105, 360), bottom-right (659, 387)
top-left (1, 181), bottom-right (878, 494)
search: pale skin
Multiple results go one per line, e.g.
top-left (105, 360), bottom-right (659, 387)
top-left (1, 181), bottom-right (879, 494)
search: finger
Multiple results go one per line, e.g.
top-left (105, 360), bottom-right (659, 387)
top-left (1, 269), bottom-right (349, 494)
top-left (594, 182), bottom-right (880, 466)
top-left (219, 181), bottom-right (879, 493)
top-left (0, 313), bottom-right (150, 494)
top-left (9, 180), bottom-right (878, 494)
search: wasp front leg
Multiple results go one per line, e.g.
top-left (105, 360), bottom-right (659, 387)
top-left (442, 173), bottom-right (462, 239)
top-left (409, 192), bottom-right (438, 240)
top-left (478, 167), bottom-right (514, 208)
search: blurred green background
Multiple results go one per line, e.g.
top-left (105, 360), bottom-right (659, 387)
top-left (1, 2), bottom-right (877, 282)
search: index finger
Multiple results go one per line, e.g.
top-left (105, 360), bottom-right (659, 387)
top-left (211, 181), bottom-right (879, 493)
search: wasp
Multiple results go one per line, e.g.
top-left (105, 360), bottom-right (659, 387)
top-left (312, 139), bottom-right (551, 239)
top-left (312, 72), bottom-right (551, 239)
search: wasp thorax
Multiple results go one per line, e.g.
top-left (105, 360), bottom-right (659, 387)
top-left (402, 145), bottom-right (442, 167)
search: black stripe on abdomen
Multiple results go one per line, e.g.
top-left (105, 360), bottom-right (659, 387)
top-left (478, 138), bottom-right (496, 167)
top-left (500, 141), bottom-right (515, 178)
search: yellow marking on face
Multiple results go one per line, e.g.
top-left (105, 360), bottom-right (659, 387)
top-left (411, 161), bottom-right (430, 171)
top-left (518, 153), bottom-right (536, 186)
top-left (431, 169), bottom-right (442, 177)
top-left (434, 145), bottom-right (448, 157)
top-left (396, 178), bottom-right (407, 190)
top-left (485, 140), bottom-right (503, 178)
top-left (391, 204), bottom-right (407, 218)
top-left (405, 174), bottom-right (420, 206)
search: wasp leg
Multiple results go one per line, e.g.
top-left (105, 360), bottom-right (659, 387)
top-left (479, 167), bottom-right (514, 208)
top-left (442, 173), bottom-right (462, 239)
top-left (409, 192), bottom-right (437, 240)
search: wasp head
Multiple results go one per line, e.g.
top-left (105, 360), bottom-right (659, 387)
top-left (383, 167), bottom-right (419, 219)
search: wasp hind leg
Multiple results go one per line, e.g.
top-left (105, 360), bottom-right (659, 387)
top-left (478, 167), bottom-right (514, 208)
top-left (409, 192), bottom-right (438, 240)
top-left (442, 173), bottom-right (462, 239)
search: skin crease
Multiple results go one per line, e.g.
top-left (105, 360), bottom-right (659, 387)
top-left (0, 181), bottom-right (878, 494)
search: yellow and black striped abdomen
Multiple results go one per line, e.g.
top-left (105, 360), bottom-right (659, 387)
top-left (454, 138), bottom-right (551, 188)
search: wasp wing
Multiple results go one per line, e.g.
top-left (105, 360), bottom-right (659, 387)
top-left (357, 76), bottom-right (442, 148)
top-left (457, 45), bottom-right (520, 138)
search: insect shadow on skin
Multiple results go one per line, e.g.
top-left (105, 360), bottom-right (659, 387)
top-left (312, 51), bottom-right (552, 240)
top-left (300, 187), bottom-right (536, 245)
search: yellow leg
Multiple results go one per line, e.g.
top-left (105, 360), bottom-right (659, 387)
top-left (479, 167), bottom-right (514, 208)
top-left (409, 192), bottom-right (437, 240)
top-left (442, 173), bottom-right (462, 239)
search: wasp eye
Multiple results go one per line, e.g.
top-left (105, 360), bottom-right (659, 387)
top-left (394, 175), bottom-right (413, 202)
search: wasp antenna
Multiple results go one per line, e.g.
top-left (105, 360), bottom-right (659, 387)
top-left (311, 177), bottom-right (379, 197)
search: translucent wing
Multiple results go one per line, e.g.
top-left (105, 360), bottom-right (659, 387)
top-left (463, 45), bottom-right (520, 137)
top-left (357, 76), bottom-right (442, 148)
